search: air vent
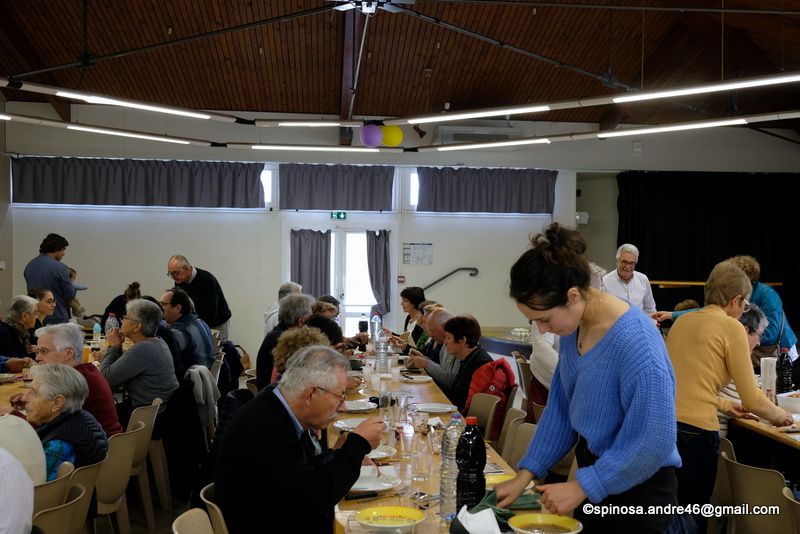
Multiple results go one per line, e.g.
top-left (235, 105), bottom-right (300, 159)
top-left (434, 125), bottom-right (525, 148)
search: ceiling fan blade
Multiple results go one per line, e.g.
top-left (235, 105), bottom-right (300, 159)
top-left (333, 2), bottom-right (357, 11)
top-left (380, 4), bottom-right (403, 12)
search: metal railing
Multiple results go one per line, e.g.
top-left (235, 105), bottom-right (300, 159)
top-left (423, 267), bottom-right (479, 291)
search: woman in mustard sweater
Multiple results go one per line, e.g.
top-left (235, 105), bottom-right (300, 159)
top-left (666, 260), bottom-right (793, 531)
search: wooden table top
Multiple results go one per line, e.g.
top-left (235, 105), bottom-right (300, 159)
top-left (731, 417), bottom-right (800, 450)
top-left (331, 364), bottom-right (523, 533)
top-left (0, 378), bottom-right (27, 408)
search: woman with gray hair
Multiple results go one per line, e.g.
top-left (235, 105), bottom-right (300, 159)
top-left (0, 295), bottom-right (38, 370)
top-left (98, 299), bottom-right (179, 424)
top-left (24, 363), bottom-right (108, 481)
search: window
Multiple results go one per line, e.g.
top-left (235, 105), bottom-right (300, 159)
top-left (330, 230), bottom-right (378, 334)
top-left (260, 169), bottom-right (272, 205)
top-left (409, 172), bottom-right (419, 207)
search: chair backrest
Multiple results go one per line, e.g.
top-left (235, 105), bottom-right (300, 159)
top-left (33, 483), bottom-right (85, 534)
top-left (507, 422), bottom-right (537, 470)
top-left (781, 486), bottom-right (800, 533)
top-left (531, 401), bottom-right (546, 423)
top-left (96, 421), bottom-right (145, 506)
top-left (200, 483), bottom-right (229, 534)
top-left (495, 408), bottom-right (526, 459)
top-left (513, 356), bottom-right (531, 403)
top-left (210, 354), bottom-right (224, 384)
top-left (711, 437), bottom-right (736, 507)
top-left (127, 398), bottom-right (162, 469)
top-left (172, 507), bottom-right (215, 534)
top-left (245, 377), bottom-right (259, 397)
top-left (467, 393), bottom-right (500, 439)
top-left (721, 451), bottom-right (794, 534)
top-left (33, 461), bottom-right (75, 514)
top-left (68, 458), bottom-right (105, 534)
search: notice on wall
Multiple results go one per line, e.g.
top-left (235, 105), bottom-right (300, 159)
top-left (402, 243), bottom-right (433, 265)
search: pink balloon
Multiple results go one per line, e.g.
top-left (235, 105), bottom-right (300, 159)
top-left (360, 124), bottom-right (383, 148)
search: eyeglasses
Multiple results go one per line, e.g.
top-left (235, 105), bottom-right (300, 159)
top-left (35, 346), bottom-right (55, 355)
top-left (167, 269), bottom-right (184, 278)
top-left (743, 298), bottom-right (752, 312)
top-left (123, 315), bottom-right (140, 322)
top-left (750, 328), bottom-right (765, 341)
top-left (160, 301), bottom-right (173, 307)
top-left (618, 259), bottom-right (637, 267)
top-left (315, 385), bottom-right (346, 405)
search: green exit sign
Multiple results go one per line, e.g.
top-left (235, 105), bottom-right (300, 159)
top-left (330, 211), bottom-right (347, 220)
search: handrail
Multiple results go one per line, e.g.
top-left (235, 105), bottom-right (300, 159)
top-left (423, 267), bottom-right (479, 291)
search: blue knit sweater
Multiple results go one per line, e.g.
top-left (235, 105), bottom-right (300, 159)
top-left (518, 306), bottom-right (681, 503)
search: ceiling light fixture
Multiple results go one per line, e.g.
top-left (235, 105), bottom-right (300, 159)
top-left (595, 118), bottom-right (748, 138)
top-left (431, 137), bottom-right (551, 152)
top-left (66, 125), bottom-right (195, 144)
top-left (385, 71), bottom-right (800, 126)
top-left (229, 143), bottom-right (382, 153)
top-left (612, 73), bottom-right (800, 103)
top-left (56, 91), bottom-right (214, 120)
top-left (255, 119), bottom-right (362, 127)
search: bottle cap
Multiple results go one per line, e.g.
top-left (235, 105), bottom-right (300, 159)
top-left (465, 416), bottom-right (478, 425)
top-left (108, 313), bottom-right (116, 317)
top-left (451, 413), bottom-right (462, 420)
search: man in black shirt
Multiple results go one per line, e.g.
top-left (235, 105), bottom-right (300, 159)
top-left (167, 254), bottom-right (232, 342)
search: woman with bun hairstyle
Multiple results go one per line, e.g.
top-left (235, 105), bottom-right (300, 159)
top-left (495, 223), bottom-right (680, 533)
top-left (101, 282), bottom-right (141, 333)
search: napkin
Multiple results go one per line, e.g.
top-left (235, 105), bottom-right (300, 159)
top-left (468, 489), bottom-right (541, 531)
top-left (428, 417), bottom-right (443, 428)
top-left (455, 505), bottom-right (502, 534)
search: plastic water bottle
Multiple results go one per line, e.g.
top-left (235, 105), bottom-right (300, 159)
top-left (374, 329), bottom-right (390, 375)
top-left (104, 313), bottom-right (120, 334)
top-left (370, 314), bottom-right (383, 342)
top-left (777, 348), bottom-right (794, 394)
top-left (92, 322), bottom-right (102, 342)
top-left (456, 416), bottom-right (486, 511)
top-left (440, 413), bottom-right (466, 525)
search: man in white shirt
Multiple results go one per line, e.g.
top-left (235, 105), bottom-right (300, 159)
top-left (602, 243), bottom-right (657, 315)
top-left (0, 447), bottom-right (34, 534)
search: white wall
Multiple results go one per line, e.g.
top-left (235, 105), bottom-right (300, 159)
top-left (13, 207), bottom-right (281, 356)
top-left (576, 173), bottom-right (619, 272)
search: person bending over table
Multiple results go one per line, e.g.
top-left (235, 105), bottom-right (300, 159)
top-left (25, 363), bottom-right (108, 481)
top-left (496, 223), bottom-right (681, 534)
top-left (666, 260), bottom-right (793, 532)
top-left (215, 345), bottom-right (385, 534)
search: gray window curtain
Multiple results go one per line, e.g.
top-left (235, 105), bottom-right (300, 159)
top-left (366, 230), bottom-right (391, 316)
top-left (279, 163), bottom-right (393, 211)
top-left (416, 166), bottom-right (558, 214)
top-left (290, 229), bottom-right (331, 298)
top-left (11, 157), bottom-right (265, 208)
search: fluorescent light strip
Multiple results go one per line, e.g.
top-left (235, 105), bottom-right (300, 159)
top-left (435, 137), bottom-right (551, 152)
top-left (596, 119), bottom-right (747, 138)
top-left (0, 114), bottom-right (11, 121)
top-left (56, 91), bottom-right (213, 120)
top-left (613, 73), bottom-right (800, 103)
top-left (404, 105), bottom-right (551, 125)
top-left (250, 144), bottom-right (380, 153)
top-left (67, 125), bottom-right (192, 145)
top-left (255, 119), bottom-right (362, 128)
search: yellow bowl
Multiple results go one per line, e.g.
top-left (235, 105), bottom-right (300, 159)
top-left (355, 506), bottom-right (425, 531)
top-left (508, 513), bottom-right (583, 534)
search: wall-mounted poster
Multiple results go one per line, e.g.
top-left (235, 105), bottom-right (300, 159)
top-left (402, 243), bottom-right (433, 265)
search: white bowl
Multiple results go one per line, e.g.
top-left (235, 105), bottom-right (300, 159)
top-left (777, 391), bottom-right (800, 413)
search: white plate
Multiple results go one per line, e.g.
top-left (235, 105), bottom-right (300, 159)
top-left (0, 373), bottom-right (16, 384)
top-left (334, 417), bottom-right (367, 431)
top-left (345, 400), bottom-right (377, 413)
top-left (414, 403), bottom-right (457, 414)
top-left (402, 375), bottom-right (432, 384)
top-left (368, 445), bottom-right (396, 460)
top-left (351, 466), bottom-right (401, 493)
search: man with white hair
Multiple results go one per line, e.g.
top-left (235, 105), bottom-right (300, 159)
top-left (30, 323), bottom-right (122, 436)
top-left (602, 243), bottom-right (657, 315)
top-left (215, 345), bottom-right (385, 534)
top-left (264, 281), bottom-right (302, 335)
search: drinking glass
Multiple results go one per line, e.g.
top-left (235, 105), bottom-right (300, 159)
top-left (410, 432), bottom-right (432, 482)
top-left (378, 380), bottom-right (391, 413)
top-left (410, 410), bottom-right (429, 433)
top-left (399, 425), bottom-right (414, 460)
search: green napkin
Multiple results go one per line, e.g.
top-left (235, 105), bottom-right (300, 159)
top-left (468, 489), bottom-right (541, 531)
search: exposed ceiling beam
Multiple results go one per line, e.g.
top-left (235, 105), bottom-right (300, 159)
top-left (0, 5), bottom-right (70, 121)
top-left (423, 1), bottom-right (800, 16)
top-left (339, 9), bottom-right (357, 145)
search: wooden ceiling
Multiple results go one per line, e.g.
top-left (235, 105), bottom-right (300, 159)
top-left (1, 0), bottom-right (800, 129)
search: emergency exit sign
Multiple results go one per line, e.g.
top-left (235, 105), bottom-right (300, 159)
top-left (330, 211), bottom-right (347, 220)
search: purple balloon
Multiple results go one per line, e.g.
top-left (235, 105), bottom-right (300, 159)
top-left (360, 124), bottom-right (383, 147)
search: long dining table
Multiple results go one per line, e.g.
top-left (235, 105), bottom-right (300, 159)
top-left (329, 361), bottom-right (523, 533)
top-left (0, 376), bottom-right (27, 408)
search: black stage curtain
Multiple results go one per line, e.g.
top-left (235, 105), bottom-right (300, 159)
top-left (616, 171), bottom-right (800, 328)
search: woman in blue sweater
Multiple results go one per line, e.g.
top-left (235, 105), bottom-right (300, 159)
top-left (496, 224), bottom-right (681, 533)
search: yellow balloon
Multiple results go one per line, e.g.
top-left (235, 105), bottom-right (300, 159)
top-left (380, 125), bottom-right (404, 147)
